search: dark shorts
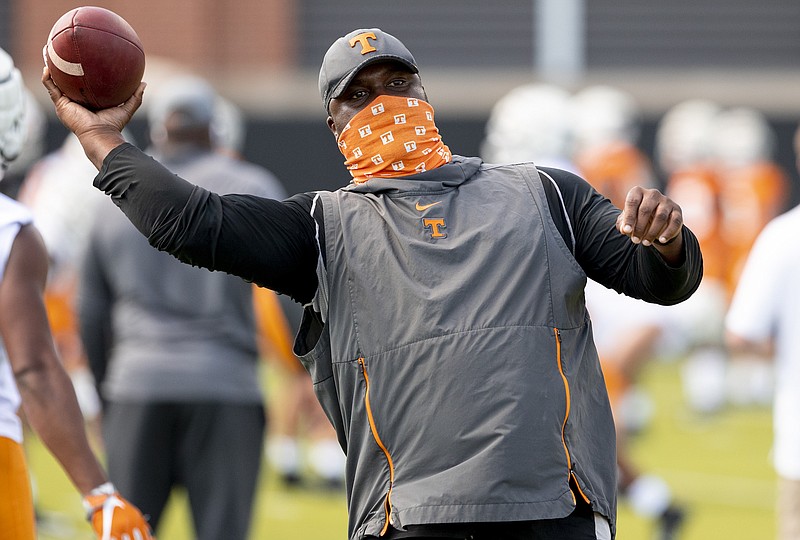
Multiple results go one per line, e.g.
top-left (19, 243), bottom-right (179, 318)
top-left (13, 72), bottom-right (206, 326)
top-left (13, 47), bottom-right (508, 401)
top-left (103, 401), bottom-right (266, 540)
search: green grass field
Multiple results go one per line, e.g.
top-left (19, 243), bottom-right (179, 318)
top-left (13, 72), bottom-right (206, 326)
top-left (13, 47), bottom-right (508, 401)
top-left (28, 359), bottom-right (775, 539)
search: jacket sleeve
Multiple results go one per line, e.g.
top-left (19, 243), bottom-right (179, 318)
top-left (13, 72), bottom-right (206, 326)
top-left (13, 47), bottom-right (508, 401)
top-left (541, 166), bottom-right (704, 306)
top-left (93, 143), bottom-right (320, 304)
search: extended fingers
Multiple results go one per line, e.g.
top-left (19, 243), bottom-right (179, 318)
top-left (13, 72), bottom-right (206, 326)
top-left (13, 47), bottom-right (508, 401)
top-left (41, 66), bottom-right (64, 103)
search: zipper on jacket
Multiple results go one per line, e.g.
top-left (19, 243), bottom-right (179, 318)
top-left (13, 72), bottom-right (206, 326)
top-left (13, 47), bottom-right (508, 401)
top-left (358, 357), bottom-right (396, 535)
top-left (554, 328), bottom-right (590, 505)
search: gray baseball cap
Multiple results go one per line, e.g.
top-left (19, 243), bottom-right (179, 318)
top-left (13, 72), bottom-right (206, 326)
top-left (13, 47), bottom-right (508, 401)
top-left (318, 28), bottom-right (418, 112)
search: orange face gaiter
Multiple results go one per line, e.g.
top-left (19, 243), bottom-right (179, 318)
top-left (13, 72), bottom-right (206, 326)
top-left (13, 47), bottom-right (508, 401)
top-left (337, 95), bottom-right (452, 183)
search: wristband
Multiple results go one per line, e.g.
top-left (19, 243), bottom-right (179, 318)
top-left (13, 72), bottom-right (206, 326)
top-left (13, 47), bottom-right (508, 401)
top-left (82, 481), bottom-right (116, 518)
top-left (87, 482), bottom-right (116, 496)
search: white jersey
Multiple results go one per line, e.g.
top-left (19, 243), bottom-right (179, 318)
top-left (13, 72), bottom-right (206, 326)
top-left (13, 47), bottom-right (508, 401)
top-left (0, 193), bottom-right (33, 443)
top-left (584, 279), bottom-right (664, 356)
top-left (726, 204), bottom-right (800, 480)
top-left (18, 134), bottom-right (105, 274)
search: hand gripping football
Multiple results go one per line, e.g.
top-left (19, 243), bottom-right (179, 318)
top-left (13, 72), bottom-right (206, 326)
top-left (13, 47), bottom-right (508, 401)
top-left (44, 6), bottom-right (145, 110)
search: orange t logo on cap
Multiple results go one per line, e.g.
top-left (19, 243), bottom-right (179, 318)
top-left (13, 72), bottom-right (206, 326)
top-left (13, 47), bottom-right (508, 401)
top-left (349, 32), bottom-right (378, 54)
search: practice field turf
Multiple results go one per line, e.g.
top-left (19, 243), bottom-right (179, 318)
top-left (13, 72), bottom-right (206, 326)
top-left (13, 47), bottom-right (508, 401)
top-left (29, 359), bottom-right (775, 539)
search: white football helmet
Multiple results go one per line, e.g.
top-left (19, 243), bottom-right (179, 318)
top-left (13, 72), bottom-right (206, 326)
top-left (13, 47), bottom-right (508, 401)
top-left (481, 83), bottom-right (574, 170)
top-left (0, 47), bottom-right (26, 174)
top-left (654, 99), bottom-right (721, 176)
top-left (570, 85), bottom-right (640, 152)
top-left (710, 107), bottom-right (775, 168)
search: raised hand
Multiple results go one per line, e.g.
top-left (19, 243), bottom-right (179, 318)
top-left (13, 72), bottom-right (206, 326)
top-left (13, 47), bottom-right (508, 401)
top-left (42, 64), bottom-right (145, 169)
top-left (616, 186), bottom-right (684, 263)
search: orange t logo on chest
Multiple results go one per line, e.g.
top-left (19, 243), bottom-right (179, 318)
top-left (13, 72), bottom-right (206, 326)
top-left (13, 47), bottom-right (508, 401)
top-left (349, 32), bottom-right (378, 54)
top-left (423, 218), bottom-right (447, 239)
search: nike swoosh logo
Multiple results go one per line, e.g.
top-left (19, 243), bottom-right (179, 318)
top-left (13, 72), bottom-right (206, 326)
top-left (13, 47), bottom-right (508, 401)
top-left (415, 201), bottom-right (442, 211)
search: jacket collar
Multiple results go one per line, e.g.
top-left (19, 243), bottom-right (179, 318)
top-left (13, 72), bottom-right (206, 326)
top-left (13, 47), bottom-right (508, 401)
top-left (342, 155), bottom-right (483, 195)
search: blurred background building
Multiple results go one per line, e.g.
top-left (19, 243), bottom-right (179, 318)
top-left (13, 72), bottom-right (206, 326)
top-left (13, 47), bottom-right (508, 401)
top-left (3, 0), bottom-right (800, 198)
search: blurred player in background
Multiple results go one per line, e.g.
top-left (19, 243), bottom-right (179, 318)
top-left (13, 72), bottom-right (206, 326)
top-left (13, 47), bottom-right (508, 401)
top-left (481, 82), bottom-right (576, 171)
top-left (657, 101), bottom-right (789, 413)
top-left (656, 100), bottom-right (737, 414)
top-left (569, 85), bottom-right (687, 539)
top-left (710, 108), bottom-right (788, 408)
top-left (657, 99), bottom-right (726, 286)
top-left (78, 75), bottom-right (285, 540)
top-left (709, 107), bottom-right (788, 297)
top-left (0, 46), bottom-right (152, 540)
top-left (212, 93), bottom-right (346, 491)
top-left (571, 85), bottom-right (658, 201)
top-left (0, 88), bottom-right (44, 200)
top-left (725, 123), bottom-right (800, 540)
top-left (256, 287), bottom-right (346, 491)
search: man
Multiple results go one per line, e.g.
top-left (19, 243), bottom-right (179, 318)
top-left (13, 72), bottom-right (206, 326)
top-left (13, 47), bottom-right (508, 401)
top-left (724, 125), bottom-right (800, 540)
top-left (0, 47), bottom-right (152, 539)
top-left (45, 28), bottom-right (703, 540)
top-left (78, 74), bottom-right (286, 540)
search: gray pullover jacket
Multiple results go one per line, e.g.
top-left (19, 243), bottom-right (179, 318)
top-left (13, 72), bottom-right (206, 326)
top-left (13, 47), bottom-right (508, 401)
top-left (93, 145), bottom-right (703, 540)
top-left (297, 157), bottom-right (616, 538)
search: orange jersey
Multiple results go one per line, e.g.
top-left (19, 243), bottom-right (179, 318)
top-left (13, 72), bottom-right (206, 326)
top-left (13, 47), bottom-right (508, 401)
top-left (718, 161), bottom-right (789, 292)
top-left (666, 161), bottom-right (789, 297)
top-left (44, 287), bottom-right (76, 336)
top-left (43, 278), bottom-right (86, 371)
top-left (665, 165), bottom-right (729, 286)
top-left (252, 285), bottom-right (302, 373)
top-left (575, 141), bottom-right (656, 209)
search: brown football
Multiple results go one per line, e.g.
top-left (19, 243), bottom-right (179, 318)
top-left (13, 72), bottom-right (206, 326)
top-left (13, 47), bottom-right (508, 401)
top-left (44, 6), bottom-right (145, 110)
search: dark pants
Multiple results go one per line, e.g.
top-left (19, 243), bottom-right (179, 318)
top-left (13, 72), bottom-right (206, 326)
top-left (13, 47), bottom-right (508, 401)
top-left (380, 496), bottom-right (601, 540)
top-left (103, 401), bottom-right (266, 540)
